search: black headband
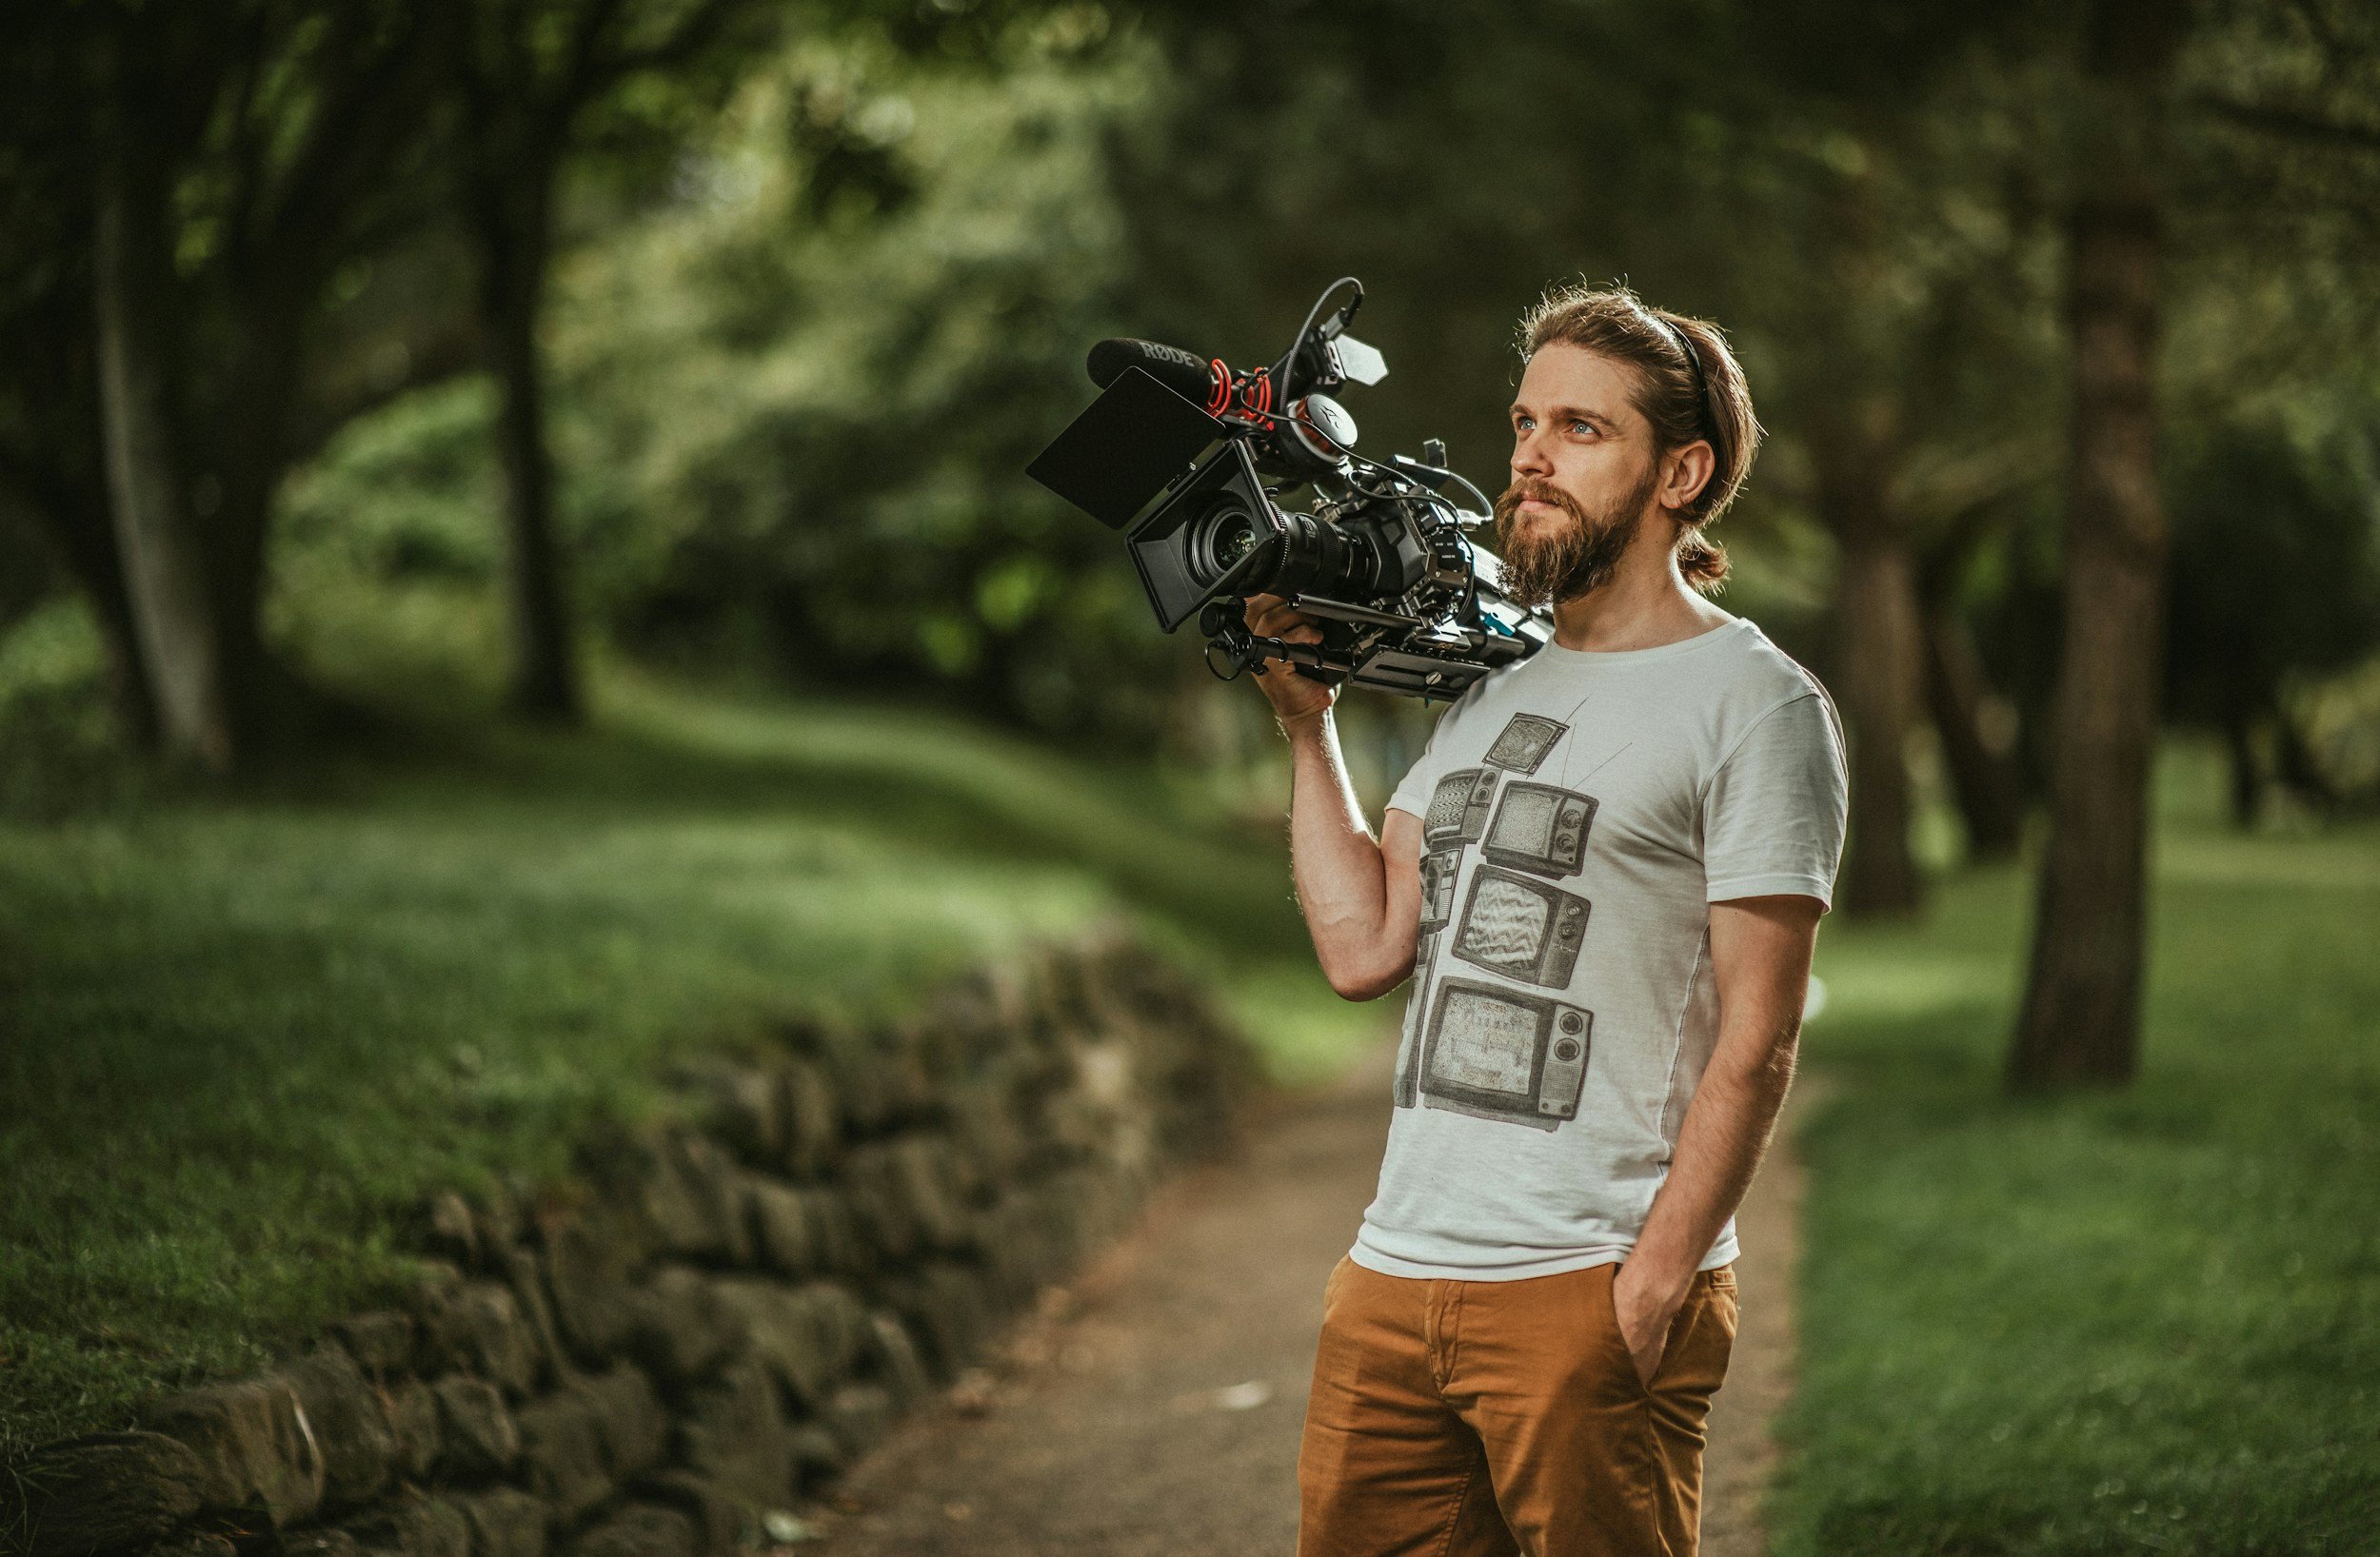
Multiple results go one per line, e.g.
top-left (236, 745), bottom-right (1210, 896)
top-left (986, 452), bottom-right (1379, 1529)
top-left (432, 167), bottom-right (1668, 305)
top-left (1651, 311), bottom-right (1716, 449)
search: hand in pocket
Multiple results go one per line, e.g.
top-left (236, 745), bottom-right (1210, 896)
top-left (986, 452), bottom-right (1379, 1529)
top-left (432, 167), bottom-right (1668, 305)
top-left (1612, 1260), bottom-right (1684, 1390)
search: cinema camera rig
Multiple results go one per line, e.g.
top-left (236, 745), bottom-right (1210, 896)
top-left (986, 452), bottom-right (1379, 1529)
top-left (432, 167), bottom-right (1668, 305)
top-left (1025, 277), bottom-right (1553, 702)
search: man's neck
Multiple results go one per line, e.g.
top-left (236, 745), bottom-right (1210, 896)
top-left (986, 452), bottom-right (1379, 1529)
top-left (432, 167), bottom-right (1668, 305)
top-left (1547, 521), bottom-right (1735, 653)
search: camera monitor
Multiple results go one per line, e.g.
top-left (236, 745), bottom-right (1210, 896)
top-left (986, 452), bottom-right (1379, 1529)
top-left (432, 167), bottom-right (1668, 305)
top-left (1025, 366), bottom-right (1227, 532)
top-left (1452, 865), bottom-right (1591, 988)
top-left (1419, 847), bottom-right (1461, 933)
top-left (1422, 768), bottom-right (1497, 849)
top-left (1482, 781), bottom-right (1597, 878)
top-left (1419, 977), bottom-right (1592, 1130)
top-left (1481, 714), bottom-right (1567, 775)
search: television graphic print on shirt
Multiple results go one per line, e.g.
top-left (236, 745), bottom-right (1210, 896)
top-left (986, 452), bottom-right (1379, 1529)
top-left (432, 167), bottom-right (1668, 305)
top-left (1398, 847), bottom-right (1464, 1108)
top-left (1422, 768), bottom-right (1497, 848)
top-left (1452, 866), bottom-right (1590, 987)
top-left (1418, 847), bottom-right (1461, 932)
top-left (1480, 713), bottom-right (1566, 774)
top-left (1418, 977), bottom-right (1593, 1131)
top-left (1394, 929), bottom-right (1438, 1108)
top-left (1482, 781), bottom-right (1597, 877)
top-left (1401, 768), bottom-right (1491, 1110)
top-left (1397, 712), bottom-right (1604, 1130)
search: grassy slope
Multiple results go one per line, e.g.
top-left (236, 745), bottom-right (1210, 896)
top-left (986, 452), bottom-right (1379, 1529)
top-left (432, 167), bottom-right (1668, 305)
top-left (1781, 752), bottom-right (2380, 1553)
top-left (0, 674), bottom-right (1388, 1461)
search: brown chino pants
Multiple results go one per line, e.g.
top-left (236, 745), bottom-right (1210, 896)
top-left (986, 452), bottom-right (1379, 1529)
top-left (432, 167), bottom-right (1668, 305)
top-left (1296, 1254), bottom-right (1738, 1557)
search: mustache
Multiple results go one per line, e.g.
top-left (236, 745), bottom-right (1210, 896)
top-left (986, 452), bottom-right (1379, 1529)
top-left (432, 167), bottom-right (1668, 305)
top-left (1494, 479), bottom-right (1580, 524)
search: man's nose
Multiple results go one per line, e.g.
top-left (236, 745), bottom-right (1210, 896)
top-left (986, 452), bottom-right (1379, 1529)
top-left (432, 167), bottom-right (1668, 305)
top-left (1512, 431), bottom-right (1553, 480)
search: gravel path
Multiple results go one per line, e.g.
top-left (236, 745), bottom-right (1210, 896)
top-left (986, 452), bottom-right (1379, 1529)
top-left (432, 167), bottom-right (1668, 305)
top-left (800, 1038), bottom-right (1807, 1556)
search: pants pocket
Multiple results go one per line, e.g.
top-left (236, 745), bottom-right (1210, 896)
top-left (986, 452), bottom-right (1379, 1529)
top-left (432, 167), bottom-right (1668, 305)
top-left (1322, 1252), bottom-right (1353, 1313)
top-left (1670, 1269), bottom-right (1738, 1398)
top-left (1590, 1263), bottom-right (1658, 1402)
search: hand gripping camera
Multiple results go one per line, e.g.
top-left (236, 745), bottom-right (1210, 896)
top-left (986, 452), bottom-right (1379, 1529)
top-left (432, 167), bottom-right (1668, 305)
top-left (1025, 278), bottom-right (1552, 701)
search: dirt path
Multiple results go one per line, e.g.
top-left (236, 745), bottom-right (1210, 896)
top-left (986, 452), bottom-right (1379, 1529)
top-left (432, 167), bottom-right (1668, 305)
top-left (801, 1040), bottom-right (1808, 1555)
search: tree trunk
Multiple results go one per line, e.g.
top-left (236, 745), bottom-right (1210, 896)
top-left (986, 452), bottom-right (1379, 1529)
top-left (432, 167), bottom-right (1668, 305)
top-left (207, 266), bottom-right (317, 748)
top-left (0, 338), bottom-right (163, 746)
top-left (2223, 712), bottom-right (2260, 829)
top-left (473, 175), bottom-right (583, 723)
top-left (92, 138), bottom-right (234, 773)
top-left (1821, 439), bottom-right (1925, 916)
top-left (1923, 603), bottom-right (2026, 859)
top-left (2007, 0), bottom-right (2183, 1091)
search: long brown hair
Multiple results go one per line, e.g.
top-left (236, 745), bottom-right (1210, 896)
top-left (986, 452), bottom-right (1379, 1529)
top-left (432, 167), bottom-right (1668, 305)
top-left (1516, 283), bottom-right (1763, 593)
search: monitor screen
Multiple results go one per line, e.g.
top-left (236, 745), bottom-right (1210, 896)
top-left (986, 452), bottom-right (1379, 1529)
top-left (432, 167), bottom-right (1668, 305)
top-left (1459, 872), bottom-right (1553, 968)
top-left (1430, 985), bottom-right (1541, 1095)
top-left (1489, 787), bottom-right (1560, 855)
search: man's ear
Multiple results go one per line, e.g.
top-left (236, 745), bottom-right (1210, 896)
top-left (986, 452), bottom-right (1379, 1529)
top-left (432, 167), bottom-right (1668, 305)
top-left (1660, 440), bottom-right (1716, 512)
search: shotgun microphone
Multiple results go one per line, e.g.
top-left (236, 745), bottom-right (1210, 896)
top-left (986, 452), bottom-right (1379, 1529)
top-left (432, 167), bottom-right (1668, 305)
top-left (1086, 338), bottom-right (1220, 404)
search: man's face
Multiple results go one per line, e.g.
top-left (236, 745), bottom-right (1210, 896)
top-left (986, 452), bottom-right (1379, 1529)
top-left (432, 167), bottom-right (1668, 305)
top-left (1496, 343), bottom-right (1664, 608)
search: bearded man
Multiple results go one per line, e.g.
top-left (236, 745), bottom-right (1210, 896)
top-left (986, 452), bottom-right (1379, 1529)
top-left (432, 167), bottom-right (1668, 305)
top-left (1243, 283), bottom-right (1850, 1556)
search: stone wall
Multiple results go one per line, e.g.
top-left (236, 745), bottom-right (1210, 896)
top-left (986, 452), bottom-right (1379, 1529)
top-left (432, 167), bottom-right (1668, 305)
top-left (5, 932), bottom-right (1250, 1557)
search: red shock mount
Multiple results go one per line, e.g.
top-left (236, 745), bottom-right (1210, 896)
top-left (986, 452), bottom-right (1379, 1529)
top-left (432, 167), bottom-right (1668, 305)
top-left (1206, 361), bottom-right (1276, 429)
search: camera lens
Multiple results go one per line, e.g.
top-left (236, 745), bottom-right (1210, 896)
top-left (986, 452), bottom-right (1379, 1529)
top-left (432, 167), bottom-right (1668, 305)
top-left (1188, 501), bottom-right (1269, 587)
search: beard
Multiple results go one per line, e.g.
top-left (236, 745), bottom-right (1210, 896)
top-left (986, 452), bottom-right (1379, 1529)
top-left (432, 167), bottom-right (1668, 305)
top-left (1492, 462), bottom-right (1662, 609)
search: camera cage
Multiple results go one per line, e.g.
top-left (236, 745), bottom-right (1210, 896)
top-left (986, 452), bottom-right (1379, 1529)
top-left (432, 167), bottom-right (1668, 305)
top-left (1026, 278), bottom-right (1555, 703)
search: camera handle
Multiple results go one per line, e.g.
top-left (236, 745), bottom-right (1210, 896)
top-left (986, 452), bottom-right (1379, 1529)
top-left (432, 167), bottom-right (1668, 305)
top-left (1199, 601), bottom-right (1349, 687)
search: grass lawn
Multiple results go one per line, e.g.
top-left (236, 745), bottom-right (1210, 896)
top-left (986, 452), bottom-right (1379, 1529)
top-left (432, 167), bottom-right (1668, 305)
top-left (1782, 751), bottom-right (2380, 1553)
top-left (0, 670), bottom-right (1390, 1464)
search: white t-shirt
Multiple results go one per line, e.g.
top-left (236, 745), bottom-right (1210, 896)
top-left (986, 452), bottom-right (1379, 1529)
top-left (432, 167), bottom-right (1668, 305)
top-left (1355, 615), bottom-right (1849, 1281)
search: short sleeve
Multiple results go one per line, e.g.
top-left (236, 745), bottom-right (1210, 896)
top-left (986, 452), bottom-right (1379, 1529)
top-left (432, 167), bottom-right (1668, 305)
top-left (1385, 685), bottom-right (1481, 820)
top-left (1700, 690), bottom-right (1850, 910)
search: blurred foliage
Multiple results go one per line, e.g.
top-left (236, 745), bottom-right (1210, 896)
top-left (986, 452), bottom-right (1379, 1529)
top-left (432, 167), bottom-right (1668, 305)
top-left (0, 601), bottom-right (146, 817)
top-left (548, 19), bottom-right (1174, 736)
top-left (7, 0), bottom-right (2378, 799)
top-left (262, 15), bottom-right (1183, 742)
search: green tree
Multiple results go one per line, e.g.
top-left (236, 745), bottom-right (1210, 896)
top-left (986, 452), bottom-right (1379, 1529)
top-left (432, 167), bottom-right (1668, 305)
top-left (541, 16), bottom-right (1179, 735)
top-left (2008, 0), bottom-right (2192, 1090)
top-left (0, 17), bottom-right (155, 747)
top-left (49, 1), bottom-right (454, 768)
top-left (2013, 0), bottom-right (2380, 1086)
top-left (2166, 423), bottom-right (2380, 821)
top-left (446, 0), bottom-right (778, 722)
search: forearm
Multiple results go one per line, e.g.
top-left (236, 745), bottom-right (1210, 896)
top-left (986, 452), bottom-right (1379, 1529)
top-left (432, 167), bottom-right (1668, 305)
top-left (1625, 1024), bottom-right (1797, 1300)
top-left (1280, 708), bottom-right (1408, 998)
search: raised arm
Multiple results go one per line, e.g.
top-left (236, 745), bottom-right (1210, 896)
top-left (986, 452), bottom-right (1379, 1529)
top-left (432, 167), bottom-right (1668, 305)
top-left (1245, 592), bottom-right (1423, 1001)
top-left (1280, 715), bottom-right (1423, 999)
